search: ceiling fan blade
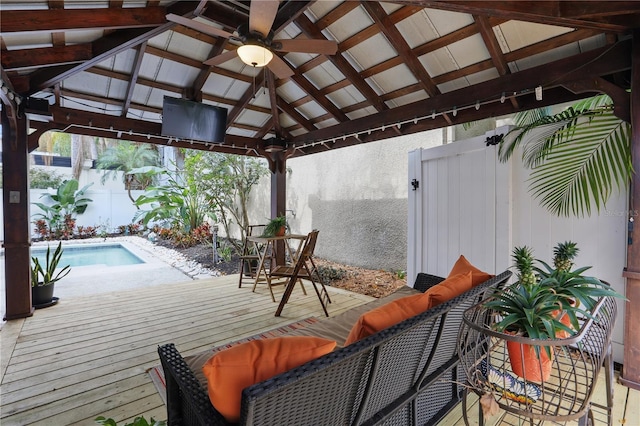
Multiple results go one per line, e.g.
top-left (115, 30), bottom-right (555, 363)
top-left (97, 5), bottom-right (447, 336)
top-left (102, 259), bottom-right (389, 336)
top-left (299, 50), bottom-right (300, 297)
top-left (249, 0), bottom-right (279, 37)
top-left (275, 39), bottom-right (338, 55)
top-left (203, 50), bottom-right (239, 67)
top-left (166, 13), bottom-right (234, 39)
top-left (267, 55), bottom-right (294, 79)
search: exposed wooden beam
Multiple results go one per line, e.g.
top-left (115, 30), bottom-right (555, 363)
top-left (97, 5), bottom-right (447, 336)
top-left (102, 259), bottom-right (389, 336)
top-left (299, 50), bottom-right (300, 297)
top-left (292, 39), bottom-right (632, 144)
top-left (87, 67), bottom-right (183, 94)
top-left (276, 97), bottom-right (316, 132)
top-left (272, 1), bottom-right (314, 33)
top-left (121, 42), bottom-right (147, 117)
top-left (474, 15), bottom-right (519, 109)
top-left (363, 2), bottom-right (439, 97)
top-left (295, 13), bottom-right (387, 112)
top-left (360, 21), bottom-right (482, 79)
top-left (290, 74), bottom-right (349, 122)
top-left (1, 44), bottom-right (92, 70)
top-left (267, 70), bottom-right (281, 136)
top-left (191, 38), bottom-right (227, 101)
top-left (0, 7), bottom-right (167, 33)
top-left (391, 1), bottom-right (639, 32)
top-left (227, 70), bottom-right (265, 126)
top-left (57, 88), bottom-right (159, 114)
top-left (26, 2), bottom-right (195, 93)
top-left (46, 105), bottom-right (260, 154)
top-left (145, 45), bottom-right (202, 69)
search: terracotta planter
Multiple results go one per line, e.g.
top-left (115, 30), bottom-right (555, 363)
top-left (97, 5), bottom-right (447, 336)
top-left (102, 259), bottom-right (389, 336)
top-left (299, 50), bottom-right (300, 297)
top-left (552, 299), bottom-right (577, 339)
top-left (506, 340), bottom-right (553, 382)
top-left (276, 226), bottom-right (286, 237)
top-left (552, 310), bottom-right (574, 339)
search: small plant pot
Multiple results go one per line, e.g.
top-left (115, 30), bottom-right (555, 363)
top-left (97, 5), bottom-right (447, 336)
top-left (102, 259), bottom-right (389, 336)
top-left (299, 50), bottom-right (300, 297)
top-left (506, 340), bottom-right (553, 383)
top-left (276, 226), bottom-right (286, 237)
top-left (32, 282), bottom-right (55, 306)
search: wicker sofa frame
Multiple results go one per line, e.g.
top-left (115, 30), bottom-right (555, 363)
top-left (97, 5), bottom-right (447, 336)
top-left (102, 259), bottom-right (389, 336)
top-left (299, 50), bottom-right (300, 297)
top-left (158, 270), bottom-right (511, 426)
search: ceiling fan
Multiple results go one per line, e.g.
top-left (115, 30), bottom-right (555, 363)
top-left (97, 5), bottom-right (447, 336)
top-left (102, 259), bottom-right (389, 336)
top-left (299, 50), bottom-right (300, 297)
top-left (166, 1), bottom-right (338, 79)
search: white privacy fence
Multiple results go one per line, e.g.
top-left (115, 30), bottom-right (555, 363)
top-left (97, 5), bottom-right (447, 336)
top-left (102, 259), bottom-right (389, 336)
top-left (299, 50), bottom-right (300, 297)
top-left (0, 189), bottom-right (144, 240)
top-left (408, 127), bottom-right (629, 363)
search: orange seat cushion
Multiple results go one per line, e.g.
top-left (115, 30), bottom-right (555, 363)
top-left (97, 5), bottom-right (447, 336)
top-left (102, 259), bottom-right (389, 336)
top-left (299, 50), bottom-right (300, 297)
top-left (344, 292), bottom-right (432, 346)
top-left (202, 336), bottom-right (336, 422)
top-left (344, 271), bottom-right (475, 346)
top-left (448, 255), bottom-right (493, 286)
top-left (424, 271), bottom-right (473, 306)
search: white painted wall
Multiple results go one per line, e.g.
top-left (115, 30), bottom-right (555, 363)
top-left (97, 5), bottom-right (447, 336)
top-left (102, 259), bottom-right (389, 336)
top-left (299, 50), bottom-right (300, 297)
top-left (1, 166), bottom-right (140, 240)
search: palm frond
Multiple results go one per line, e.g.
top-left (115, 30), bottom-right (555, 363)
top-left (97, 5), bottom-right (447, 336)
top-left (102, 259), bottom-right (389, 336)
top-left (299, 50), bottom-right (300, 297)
top-left (526, 111), bottom-right (632, 217)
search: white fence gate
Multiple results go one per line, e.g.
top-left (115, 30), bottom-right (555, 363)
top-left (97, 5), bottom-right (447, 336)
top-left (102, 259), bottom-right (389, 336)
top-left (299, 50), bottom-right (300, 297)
top-left (408, 127), bottom-right (628, 363)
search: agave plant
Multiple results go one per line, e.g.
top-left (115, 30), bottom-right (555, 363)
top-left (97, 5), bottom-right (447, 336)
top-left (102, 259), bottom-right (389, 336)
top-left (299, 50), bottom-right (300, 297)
top-left (499, 95), bottom-right (632, 217)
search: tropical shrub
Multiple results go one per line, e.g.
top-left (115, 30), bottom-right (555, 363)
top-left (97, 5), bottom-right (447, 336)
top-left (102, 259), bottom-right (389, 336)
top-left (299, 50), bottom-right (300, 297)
top-left (133, 166), bottom-right (210, 234)
top-left (32, 179), bottom-right (93, 239)
top-left (499, 95), bottom-right (632, 216)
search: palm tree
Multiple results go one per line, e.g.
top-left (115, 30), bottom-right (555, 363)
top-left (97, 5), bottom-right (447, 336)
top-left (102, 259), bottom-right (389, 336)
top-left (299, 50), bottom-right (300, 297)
top-left (96, 141), bottom-right (159, 204)
top-left (499, 95), bottom-right (632, 217)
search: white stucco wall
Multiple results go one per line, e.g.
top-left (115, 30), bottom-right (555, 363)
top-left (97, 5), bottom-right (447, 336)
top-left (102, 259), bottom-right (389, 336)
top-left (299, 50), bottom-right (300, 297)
top-left (247, 130), bottom-right (445, 271)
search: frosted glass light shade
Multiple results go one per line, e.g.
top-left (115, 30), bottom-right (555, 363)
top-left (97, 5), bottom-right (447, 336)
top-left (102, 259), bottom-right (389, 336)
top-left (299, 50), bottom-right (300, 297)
top-left (237, 44), bottom-right (273, 67)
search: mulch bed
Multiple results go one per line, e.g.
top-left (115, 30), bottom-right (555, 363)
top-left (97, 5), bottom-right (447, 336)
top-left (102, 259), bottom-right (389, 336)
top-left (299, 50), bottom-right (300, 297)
top-left (156, 240), bottom-right (407, 298)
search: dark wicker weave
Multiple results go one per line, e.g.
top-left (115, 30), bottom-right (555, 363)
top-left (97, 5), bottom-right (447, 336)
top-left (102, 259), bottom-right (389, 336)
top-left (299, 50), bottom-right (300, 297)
top-left (158, 271), bottom-right (512, 426)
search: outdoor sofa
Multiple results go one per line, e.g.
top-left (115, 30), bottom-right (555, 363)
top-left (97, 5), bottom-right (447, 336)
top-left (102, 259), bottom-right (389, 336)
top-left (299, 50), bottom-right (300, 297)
top-left (158, 269), bottom-right (512, 426)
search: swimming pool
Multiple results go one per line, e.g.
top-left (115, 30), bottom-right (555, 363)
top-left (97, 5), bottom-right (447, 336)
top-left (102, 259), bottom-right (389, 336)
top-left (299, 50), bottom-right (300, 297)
top-left (31, 243), bottom-right (145, 267)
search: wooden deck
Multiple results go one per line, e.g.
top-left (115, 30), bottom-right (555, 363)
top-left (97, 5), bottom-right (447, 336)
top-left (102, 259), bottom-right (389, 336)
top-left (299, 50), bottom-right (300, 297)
top-left (1, 274), bottom-right (638, 425)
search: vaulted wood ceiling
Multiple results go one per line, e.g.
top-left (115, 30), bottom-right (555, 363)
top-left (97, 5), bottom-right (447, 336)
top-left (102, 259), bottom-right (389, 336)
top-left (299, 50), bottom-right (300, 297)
top-left (1, 1), bottom-right (637, 159)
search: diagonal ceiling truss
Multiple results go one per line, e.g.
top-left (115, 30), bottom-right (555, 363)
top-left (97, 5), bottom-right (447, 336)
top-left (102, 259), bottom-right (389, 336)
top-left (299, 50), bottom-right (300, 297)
top-left (0, 0), bottom-right (636, 160)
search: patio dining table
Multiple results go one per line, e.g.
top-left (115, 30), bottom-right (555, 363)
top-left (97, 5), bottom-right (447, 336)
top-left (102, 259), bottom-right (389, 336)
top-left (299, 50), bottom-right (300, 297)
top-left (245, 233), bottom-right (307, 302)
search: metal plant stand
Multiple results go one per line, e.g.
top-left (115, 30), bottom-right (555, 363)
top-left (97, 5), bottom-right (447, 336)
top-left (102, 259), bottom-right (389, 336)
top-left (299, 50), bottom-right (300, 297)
top-left (458, 295), bottom-right (617, 425)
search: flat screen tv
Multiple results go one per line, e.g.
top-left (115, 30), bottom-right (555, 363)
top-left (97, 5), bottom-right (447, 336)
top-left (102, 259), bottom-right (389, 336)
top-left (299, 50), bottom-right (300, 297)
top-left (161, 96), bottom-right (227, 143)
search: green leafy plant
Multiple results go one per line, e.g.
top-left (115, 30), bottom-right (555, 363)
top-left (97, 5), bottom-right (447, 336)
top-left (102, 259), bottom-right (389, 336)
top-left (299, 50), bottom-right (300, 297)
top-left (499, 95), bottom-right (632, 217)
top-left (96, 141), bottom-right (159, 203)
top-left (31, 242), bottom-right (71, 287)
top-left (188, 152), bottom-right (269, 252)
top-left (133, 166), bottom-right (210, 234)
top-left (217, 245), bottom-right (233, 262)
top-left (29, 168), bottom-right (64, 189)
top-left (95, 415), bottom-right (166, 426)
top-left (484, 246), bottom-right (568, 360)
top-left (32, 179), bottom-right (93, 239)
top-left (262, 215), bottom-right (288, 237)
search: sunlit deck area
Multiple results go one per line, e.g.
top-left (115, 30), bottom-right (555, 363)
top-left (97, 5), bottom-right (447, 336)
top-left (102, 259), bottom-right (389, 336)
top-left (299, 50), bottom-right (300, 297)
top-left (1, 275), bottom-right (637, 425)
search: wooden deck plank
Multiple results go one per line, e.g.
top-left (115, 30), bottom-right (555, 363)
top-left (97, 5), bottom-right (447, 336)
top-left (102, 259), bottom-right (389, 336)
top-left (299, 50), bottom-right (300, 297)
top-left (2, 274), bottom-right (637, 425)
top-left (0, 275), bottom-right (374, 425)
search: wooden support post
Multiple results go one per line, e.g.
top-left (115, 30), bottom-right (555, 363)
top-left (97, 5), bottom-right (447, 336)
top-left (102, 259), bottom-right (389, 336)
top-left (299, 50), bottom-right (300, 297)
top-left (270, 152), bottom-right (287, 265)
top-left (2, 107), bottom-right (33, 320)
top-left (621, 30), bottom-right (640, 391)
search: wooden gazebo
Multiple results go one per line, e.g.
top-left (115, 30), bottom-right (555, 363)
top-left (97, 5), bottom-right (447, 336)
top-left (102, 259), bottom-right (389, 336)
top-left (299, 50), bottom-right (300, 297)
top-left (1, 0), bottom-right (639, 388)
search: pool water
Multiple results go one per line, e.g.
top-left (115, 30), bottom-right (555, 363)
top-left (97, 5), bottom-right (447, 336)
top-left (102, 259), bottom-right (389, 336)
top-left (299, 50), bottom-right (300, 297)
top-left (31, 243), bottom-right (144, 267)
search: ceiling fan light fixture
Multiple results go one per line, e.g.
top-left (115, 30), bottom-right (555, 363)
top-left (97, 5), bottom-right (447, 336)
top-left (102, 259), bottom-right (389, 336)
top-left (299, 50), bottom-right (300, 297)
top-left (238, 43), bottom-right (273, 67)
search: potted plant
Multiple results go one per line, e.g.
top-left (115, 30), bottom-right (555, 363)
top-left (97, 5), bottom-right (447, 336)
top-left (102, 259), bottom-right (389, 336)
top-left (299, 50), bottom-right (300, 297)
top-left (485, 243), bottom-right (624, 382)
top-left (262, 215), bottom-right (288, 237)
top-left (536, 241), bottom-right (623, 337)
top-left (31, 242), bottom-right (71, 307)
top-left (484, 246), bottom-right (567, 382)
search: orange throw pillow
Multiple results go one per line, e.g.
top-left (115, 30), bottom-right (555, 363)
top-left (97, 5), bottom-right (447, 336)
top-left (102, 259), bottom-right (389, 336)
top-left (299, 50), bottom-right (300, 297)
top-left (344, 292), bottom-right (432, 346)
top-left (202, 336), bottom-right (336, 422)
top-left (448, 255), bottom-right (493, 286)
top-left (424, 271), bottom-right (473, 306)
